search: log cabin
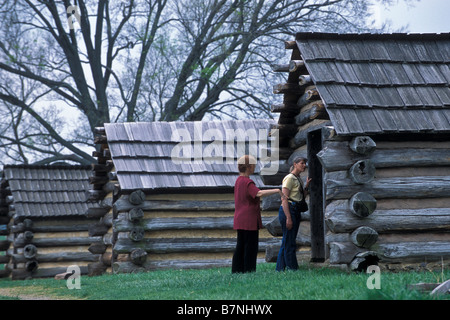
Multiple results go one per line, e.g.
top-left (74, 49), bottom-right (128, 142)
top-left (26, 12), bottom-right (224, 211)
top-left (89, 120), bottom-right (282, 274)
top-left (0, 165), bottom-right (103, 280)
top-left (268, 32), bottom-right (450, 271)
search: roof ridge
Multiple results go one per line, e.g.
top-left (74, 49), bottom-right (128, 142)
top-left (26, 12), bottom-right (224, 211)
top-left (3, 164), bottom-right (91, 170)
top-left (295, 32), bottom-right (450, 41)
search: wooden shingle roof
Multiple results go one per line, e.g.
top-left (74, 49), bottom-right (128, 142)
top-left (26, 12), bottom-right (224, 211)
top-left (2, 165), bottom-right (99, 218)
top-left (104, 120), bottom-right (278, 192)
top-left (295, 32), bottom-right (450, 135)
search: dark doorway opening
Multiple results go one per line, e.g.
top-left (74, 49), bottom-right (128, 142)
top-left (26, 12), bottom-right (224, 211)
top-left (307, 129), bottom-right (325, 262)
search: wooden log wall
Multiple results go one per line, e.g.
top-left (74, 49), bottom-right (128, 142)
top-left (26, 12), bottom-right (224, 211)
top-left (0, 179), bottom-right (11, 278)
top-left (318, 132), bottom-right (450, 271)
top-left (111, 191), bottom-right (279, 273)
top-left (88, 126), bottom-right (117, 275)
top-left (91, 126), bottom-right (281, 274)
top-left (270, 42), bottom-right (331, 162)
top-left (7, 217), bottom-right (101, 280)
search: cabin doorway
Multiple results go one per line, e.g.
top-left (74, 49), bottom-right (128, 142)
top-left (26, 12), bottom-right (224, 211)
top-left (307, 128), bottom-right (326, 262)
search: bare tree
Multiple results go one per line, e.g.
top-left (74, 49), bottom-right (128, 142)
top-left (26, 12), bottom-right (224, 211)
top-left (0, 0), bottom-right (395, 165)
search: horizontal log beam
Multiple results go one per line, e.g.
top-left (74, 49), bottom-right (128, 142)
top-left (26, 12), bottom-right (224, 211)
top-left (113, 217), bottom-right (282, 232)
top-left (271, 64), bottom-right (290, 72)
top-left (325, 200), bottom-right (450, 233)
top-left (13, 236), bottom-right (102, 248)
top-left (270, 103), bottom-right (300, 114)
top-left (291, 120), bottom-right (332, 149)
top-left (374, 241), bottom-right (450, 263)
top-left (11, 266), bottom-right (88, 280)
top-left (113, 259), bottom-right (244, 273)
top-left (289, 60), bottom-right (305, 72)
top-left (12, 252), bottom-right (100, 263)
top-left (297, 86), bottom-right (319, 107)
top-left (318, 141), bottom-right (450, 172)
top-left (113, 199), bottom-right (235, 213)
top-left (113, 238), bottom-right (280, 254)
top-left (273, 83), bottom-right (303, 94)
top-left (295, 101), bottom-right (327, 126)
top-left (115, 217), bottom-right (245, 232)
top-left (325, 172), bottom-right (450, 200)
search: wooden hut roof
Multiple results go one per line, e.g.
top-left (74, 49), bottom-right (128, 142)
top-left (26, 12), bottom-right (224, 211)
top-left (295, 32), bottom-right (450, 135)
top-left (2, 165), bottom-right (99, 218)
top-left (103, 120), bottom-right (278, 192)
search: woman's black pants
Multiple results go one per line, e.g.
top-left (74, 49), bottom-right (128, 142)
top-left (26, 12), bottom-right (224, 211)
top-left (232, 229), bottom-right (259, 273)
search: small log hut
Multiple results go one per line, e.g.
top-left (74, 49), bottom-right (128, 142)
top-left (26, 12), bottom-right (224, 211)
top-left (0, 165), bottom-right (103, 280)
top-left (266, 32), bottom-right (450, 271)
top-left (88, 120), bottom-right (281, 274)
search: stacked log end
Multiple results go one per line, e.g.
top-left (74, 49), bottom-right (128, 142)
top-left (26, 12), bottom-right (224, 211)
top-left (88, 127), bottom-right (116, 276)
top-left (0, 179), bottom-right (11, 278)
top-left (321, 135), bottom-right (450, 271)
top-left (270, 42), bottom-right (331, 155)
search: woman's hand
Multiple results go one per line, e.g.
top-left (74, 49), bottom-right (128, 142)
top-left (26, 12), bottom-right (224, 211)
top-left (286, 217), bottom-right (293, 230)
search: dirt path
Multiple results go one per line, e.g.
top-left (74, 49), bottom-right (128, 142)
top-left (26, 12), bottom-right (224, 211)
top-left (0, 287), bottom-right (73, 300)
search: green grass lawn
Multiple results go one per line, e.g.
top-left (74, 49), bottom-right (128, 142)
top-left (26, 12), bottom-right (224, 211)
top-left (0, 262), bottom-right (448, 300)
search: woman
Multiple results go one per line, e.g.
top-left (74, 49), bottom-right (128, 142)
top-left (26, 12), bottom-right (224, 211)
top-left (276, 157), bottom-right (311, 271)
top-left (232, 155), bottom-right (283, 273)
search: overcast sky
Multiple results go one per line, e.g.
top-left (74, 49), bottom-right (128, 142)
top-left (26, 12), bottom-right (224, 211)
top-left (372, 0), bottom-right (450, 33)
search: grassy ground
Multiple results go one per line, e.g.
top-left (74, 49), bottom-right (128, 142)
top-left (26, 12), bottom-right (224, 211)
top-left (0, 262), bottom-right (448, 300)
